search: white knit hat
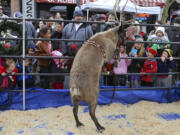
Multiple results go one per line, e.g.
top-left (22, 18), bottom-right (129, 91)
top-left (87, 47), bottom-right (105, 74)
top-left (155, 27), bottom-right (165, 35)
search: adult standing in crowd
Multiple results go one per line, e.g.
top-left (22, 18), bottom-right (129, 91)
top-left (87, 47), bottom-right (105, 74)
top-left (92, 14), bottom-right (105, 34)
top-left (0, 5), bottom-right (8, 22)
top-left (51, 19), bottom-right (64, 51)
top-left (13, 11), bottom-right (37, 48)
top-left (167, 17), bottom-right (180, 83)
top-left (35, 20), bottom-right (45, 33)
top-left (45, 15), bottom-right (56, 35)
top-left (168, 17), bottom-right (180, 55)
top-left (61, 7), bottom-right (93, 56)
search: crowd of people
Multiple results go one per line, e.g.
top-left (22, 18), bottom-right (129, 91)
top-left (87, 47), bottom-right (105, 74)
top-left (0, 4), bottom-right (180, 90)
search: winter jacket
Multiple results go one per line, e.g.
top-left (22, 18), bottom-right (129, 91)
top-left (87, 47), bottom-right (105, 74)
top-left (140, 59), bottom-right (157, 82)
top-left (128, 49), bottom-right (146, 73)
top-left (0, 66), bottom-right (18, 86)
top-left (20, 21), bottom-right (37, 48)
top-left (157, 59), bottom-right (174, 78)
top-left (35, 41), bottom-right (52, 67)
top-left (61, 23), bottom-right (93, 55)
top-left (110, 53), bottom-right (131, 74)
top-left (167, 27), bottom-right (180, 56)
top-left (51, 31), bottom-right (62, 50)
top-left (147, 35), bottom-right (170, 49)
top-left (16, 64), bottom-right (35, 88)
top-left (92, 23), bottom-right (105, 34)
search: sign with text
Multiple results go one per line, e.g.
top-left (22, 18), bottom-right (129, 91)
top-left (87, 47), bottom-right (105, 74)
top-left (25, 0), bottom-right (35, 18)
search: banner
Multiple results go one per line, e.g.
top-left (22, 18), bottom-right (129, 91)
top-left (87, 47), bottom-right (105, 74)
top-left (35, 0), bottom-right (94, 4)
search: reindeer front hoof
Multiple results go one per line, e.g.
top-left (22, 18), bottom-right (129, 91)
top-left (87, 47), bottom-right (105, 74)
top-left (97, 126), bottom-right (105, 133)
top-left (76, 122), bottom-right (84, 128)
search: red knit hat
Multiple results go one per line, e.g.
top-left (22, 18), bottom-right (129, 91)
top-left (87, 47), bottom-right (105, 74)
top-left (147, 44), bottom-right (158, 56)
top-left (147, 48), bottom-right (157, 56)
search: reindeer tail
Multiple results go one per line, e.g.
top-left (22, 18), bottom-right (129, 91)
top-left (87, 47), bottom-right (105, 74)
top-left (70, 88), bottom-right (81, 103)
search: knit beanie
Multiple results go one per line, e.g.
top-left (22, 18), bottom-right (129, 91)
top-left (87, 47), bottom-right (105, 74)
top-left (13, 11), bottom-right (23, 18)
top-left (155, 27), bottom-right (165, 35)
top-left (134, 35), bottom-right (144, 42)
top-left (73, 7), bottom-right (83, 18)
top-left (147, 44), bottom-right (158, 56)
top-left (94, 14), bottom-right (101, 20)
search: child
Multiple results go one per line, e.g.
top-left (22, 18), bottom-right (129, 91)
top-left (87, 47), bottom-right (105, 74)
top-left (16, 59), bottom-right (35, 88)
top-left (109, 45), bottom-right (131, 86)
top-left (35, 26), bottom-right (52, 89)
top-left (140, 46), bottom-right (158, 87)
top-left (147, 27), bottom-right (170, 56)
top-left (0, 58), bottom-right (18, 89)
top-left (156, 49), bottom-right (174, 87)
top-left (50, 50), bottom-right (65, 89)
top-left (128, 35), bottom-right (146, 88)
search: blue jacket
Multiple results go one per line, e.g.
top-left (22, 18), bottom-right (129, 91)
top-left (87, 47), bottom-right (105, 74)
top-left (157, 59), bottom-right (174, 76)
top-left (61, 23), bottom-right (93, 55)
top-left (25, 22), bottom-right (37, 48)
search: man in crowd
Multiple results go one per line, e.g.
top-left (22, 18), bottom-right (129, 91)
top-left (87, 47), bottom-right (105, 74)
top-left (61, 7), bottom-right (93, 56)
top-left (167, 17), bottom-right (180, 83)
top-left (13, 11), bottom-right (37, 48)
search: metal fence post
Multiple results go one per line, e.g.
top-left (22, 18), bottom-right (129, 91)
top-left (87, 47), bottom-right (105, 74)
top-left (22, 0), bottom-right (26, 110)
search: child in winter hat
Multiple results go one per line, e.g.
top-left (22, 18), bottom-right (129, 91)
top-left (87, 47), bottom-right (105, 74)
top-left (140, 45), bottom-right (158, 86)
top-left (147, 44), bottom-right (158, 56)
top-left (155, 48), bottom-right (174, 87)
top-left (147, 26), bottom-right (170, 56)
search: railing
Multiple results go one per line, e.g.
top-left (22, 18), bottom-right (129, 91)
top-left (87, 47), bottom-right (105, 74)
top-left (0, 16), bottom-right (180, 110)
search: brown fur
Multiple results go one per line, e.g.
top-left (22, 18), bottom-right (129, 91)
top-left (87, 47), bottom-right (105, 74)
top-left (70, 26), bottom-right (124, 132)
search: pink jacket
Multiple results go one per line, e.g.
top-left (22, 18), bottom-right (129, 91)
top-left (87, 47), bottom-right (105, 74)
top-left (110, 53), bottom-right (131, 74)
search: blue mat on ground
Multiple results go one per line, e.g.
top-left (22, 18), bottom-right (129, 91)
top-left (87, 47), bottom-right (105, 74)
top-left (0, 86), bottom-right (180, 110)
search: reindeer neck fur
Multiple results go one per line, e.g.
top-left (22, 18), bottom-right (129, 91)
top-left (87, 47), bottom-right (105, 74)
top-left (90, 27), bottom-right (119, 62)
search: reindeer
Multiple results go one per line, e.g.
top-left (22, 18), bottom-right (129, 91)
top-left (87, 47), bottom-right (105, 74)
top-left (69, 25), bottom-right (128, 132)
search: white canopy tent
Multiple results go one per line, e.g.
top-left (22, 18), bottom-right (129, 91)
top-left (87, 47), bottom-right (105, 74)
top-left (81, 0), bottom-right (161, 15)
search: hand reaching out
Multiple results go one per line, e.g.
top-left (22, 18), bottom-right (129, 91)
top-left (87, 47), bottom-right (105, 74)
top-left (161, 56), bottom-right (166, 62)
top-left (169, 57), bottom-right (173, 61)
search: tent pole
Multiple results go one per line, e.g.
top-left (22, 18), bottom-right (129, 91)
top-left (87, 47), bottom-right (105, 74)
top-left (87, 8), bottom-right (89, 21)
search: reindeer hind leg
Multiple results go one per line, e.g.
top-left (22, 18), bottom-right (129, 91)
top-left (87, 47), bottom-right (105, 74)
top-left (73, 101), bottom-right (84, 127)
top-left (89, 103), bottom-right (105, 132)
